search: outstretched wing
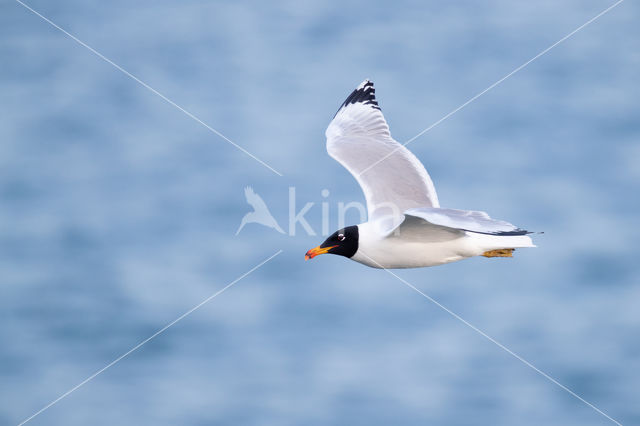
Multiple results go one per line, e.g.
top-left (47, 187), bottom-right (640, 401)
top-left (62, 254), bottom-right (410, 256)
top-left (326, 80), bottom-right (439, 221)
top-left (244, 186), bottom-right (270, 212)
top-left (404, 208), bottom-right (531, 235)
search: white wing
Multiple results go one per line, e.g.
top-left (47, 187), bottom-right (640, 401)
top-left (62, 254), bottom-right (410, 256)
top-left (404, 207), bottom-right (530, 235)
top-left (326, 80), bottom-right (439, 221)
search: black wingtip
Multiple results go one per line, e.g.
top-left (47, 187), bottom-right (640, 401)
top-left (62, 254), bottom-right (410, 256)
top-left (493, 229), bottom-right (534, 236)
top-left (334, 79), bottom-right (381, 117)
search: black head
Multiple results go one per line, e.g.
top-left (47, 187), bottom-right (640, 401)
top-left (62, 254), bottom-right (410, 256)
top-left (305, 226), bottom-right (359, 260)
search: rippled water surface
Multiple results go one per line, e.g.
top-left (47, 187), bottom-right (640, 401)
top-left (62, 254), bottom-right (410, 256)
top-left (1, 1), bottom-right (639, 425)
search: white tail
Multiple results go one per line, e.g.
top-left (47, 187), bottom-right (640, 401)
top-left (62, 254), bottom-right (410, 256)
top-left (467, 232), bottom-right (536, 253)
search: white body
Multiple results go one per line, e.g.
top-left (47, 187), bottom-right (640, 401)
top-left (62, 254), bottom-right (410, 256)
top-left (352, 221), bottom-right (535, 269)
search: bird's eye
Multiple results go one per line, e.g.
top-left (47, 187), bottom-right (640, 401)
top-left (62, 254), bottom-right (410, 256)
top-left (338, 234), bottom-right (345, 241)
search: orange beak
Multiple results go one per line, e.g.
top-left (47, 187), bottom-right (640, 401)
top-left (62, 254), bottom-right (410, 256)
top-left (305, 245), bottom-right (338, 260)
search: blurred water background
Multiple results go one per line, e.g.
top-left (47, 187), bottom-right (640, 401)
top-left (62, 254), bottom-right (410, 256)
top-left (1, 0), bottom-right (639, 425)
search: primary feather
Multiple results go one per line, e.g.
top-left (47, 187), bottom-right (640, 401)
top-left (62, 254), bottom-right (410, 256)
top-left (326, 80), bottom-right (440, 221)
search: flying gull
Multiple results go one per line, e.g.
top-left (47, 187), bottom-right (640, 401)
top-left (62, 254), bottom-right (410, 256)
top-left (305, 80), bottom-right (535, 268)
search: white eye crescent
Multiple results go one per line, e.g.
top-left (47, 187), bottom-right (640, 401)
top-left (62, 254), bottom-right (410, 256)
top-left (338, 234), bottom-right (345, 241)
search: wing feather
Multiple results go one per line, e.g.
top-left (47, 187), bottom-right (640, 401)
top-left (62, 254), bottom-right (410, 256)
top-left (326, 80), bottom-right (439, 221)
top-left (404, 207), bottom-right (531, 235)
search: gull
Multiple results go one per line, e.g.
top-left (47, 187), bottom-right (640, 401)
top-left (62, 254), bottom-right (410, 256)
top-left (236, 186), bottom-right (284, 235)
top-left (305, 80), bottom-right (536, 268)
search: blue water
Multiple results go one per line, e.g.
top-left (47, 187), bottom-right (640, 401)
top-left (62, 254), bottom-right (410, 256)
top-left (1, 1), bottom-right (639, 425)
